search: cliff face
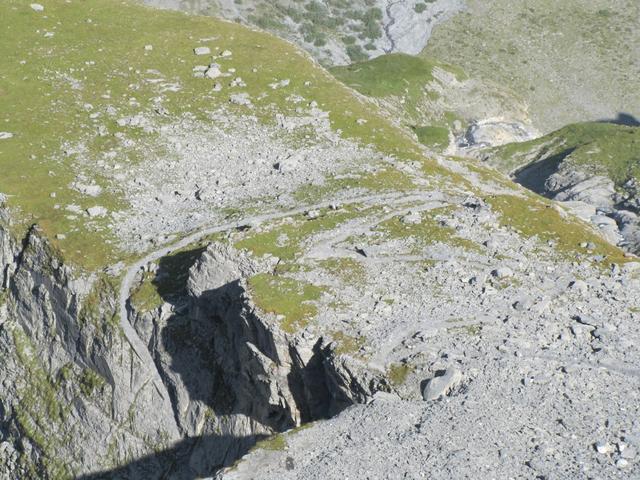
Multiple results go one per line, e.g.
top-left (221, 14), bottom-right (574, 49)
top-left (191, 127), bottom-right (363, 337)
top-left (0, 221), bottom-right (378, 479)
top-left (0, 214), bottom-right (181, 479)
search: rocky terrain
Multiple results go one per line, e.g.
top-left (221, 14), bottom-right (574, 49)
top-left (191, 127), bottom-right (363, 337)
top-left (143, 0), bottom-right (464, 66)
top-left (479, 123), bottom-right (640, 255)
top-left (330, 53), bottom-right (538, 153)
top-left (0, 1), bottom-right (638, 480)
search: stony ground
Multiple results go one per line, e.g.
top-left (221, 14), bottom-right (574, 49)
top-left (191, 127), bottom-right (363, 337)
top-left (0, 1), bottom-right (638, 479)
top-left (216, 193), bottom-right (640, 479)
top-left (143, 0), bottom-right (464, 65)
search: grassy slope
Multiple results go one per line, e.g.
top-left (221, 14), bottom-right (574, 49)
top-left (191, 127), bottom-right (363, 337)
top-left (0, 0), bottom-right (437, 271)
top-left (330, 53), bottom-right (464, 147)
top-left (423, 0), bottom-right (640, 132)
top-left (487, 123), bottom-right (640, 186)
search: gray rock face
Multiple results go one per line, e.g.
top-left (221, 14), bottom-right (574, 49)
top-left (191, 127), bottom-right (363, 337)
top-left (514, 159), bottom-right (640, 255)
top-left (461, 120), bottom-right (538, 150)
top-left (0, 216), bottom-right (180, 479)
top-left (0, 210), bottom-right (380, 480)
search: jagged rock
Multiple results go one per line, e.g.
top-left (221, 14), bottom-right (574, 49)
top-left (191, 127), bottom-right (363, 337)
top-left (194, 46), bottom-right (211, 56)
top-left (463, 120), bottom-right (537, 148)
top-left (421, 367), bottom-right (462, 401)
top-left (0, 223), bottom-right (179, 478)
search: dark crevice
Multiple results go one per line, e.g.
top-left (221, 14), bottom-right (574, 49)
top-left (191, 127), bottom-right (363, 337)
top-left (83, 250), bottom-right (365, 479)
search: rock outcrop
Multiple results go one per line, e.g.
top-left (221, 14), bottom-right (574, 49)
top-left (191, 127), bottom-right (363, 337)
top-left (0, 214), bottom-right (181, 479)
top-left (0, 238), bottom-right (380, 480)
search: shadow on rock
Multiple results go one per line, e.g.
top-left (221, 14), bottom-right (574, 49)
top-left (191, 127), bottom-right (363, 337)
top-left (76, 432), bottom-right (266, 480)
top-left (597, 112), bottom-right (640, 127)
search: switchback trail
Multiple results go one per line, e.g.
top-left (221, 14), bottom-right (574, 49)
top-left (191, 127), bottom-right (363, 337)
top-left (117, 190), bottom-right (452, 392)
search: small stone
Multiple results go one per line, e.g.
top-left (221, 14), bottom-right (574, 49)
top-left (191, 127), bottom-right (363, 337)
top-left (356, 118), bottom-right (367, 125)
top-left (230, 77), bottom-right (246, 87)
top-left (0, 132), bottom-right (14, 140)
top-left (86, 206), bottom-right (108, 217)
top-left (595, 441), bottom-right (614, 455)
top-left (616, 458), bottom-right (629, 469)
top-left (144, 45), bottom-right (153, 51)
top-left (569, 279), bottom-right (588, 293)
top-left (204, 64), bottom-right (222, 79)
top-left (55, 234), bottom-right (66, 240)
top-left (400, 211), bottom-right (421, 225)
top-left (422, 368), bottom-right (462, 401)
top-left (306, 210), bottom-right (320, 220)
top-left (30, 3), bottom-right (44, 12)
top-left (212, 83), bottom-right (223, 92)
top-left (229, 93), bottom-right (251, 106)
top-left (220, 49), bottom-right (232, 57)
top-left (194, 46), bottom-right (211, 56)
top-left (621, 446), bottom-right (637, 460)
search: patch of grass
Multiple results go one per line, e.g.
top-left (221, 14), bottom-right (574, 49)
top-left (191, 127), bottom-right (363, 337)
top-left (1, 0), bottom-right (439, 272)
top-left (387, 362), bottom-right (414, 386)
top-left (292, 166), bottom-right (416, 204)
top-left (254, 433), bottom-right (287, 451)
top-left (486, 193), bottom-right (631, 264)
top-left (423, 0), bottom-right (639, 131)
top-left (447, 324), bottom-right (482, 336)
top-left (374, 207), bottom-right (480, 252)
top-left (331, 53), bottom-right (461, 99)
top-left (330, 330), bottom-right (365, 355)
top-left (236, 206), bottom-right (366, 260)
top-left (412, 125), bottom-right (450, 148)
top-left (79, 368), bottom-right (106, 396)
top-left (12, 328), bottom-right (71, 479)
top-left (488, 123), bottom-right (640, 187)
top-left (130, 272), bottom-right (164, 313)
top-left (318, 257), bottom-right (366, 284)
top-left (247, 273), bottom-right (325, 333)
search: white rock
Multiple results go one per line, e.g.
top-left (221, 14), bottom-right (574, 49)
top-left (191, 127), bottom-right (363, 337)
top-left (569, 279), bottom-right (588, 293)
top-left (595, 441), bottom-right (614, 455)
top-left (229, 93), bottom-right (251, 106)
top-left (621, 446), bottom-right (637, 459)
top-left (194, 46), bottom-right (211, 56)
top-left (30, 3), bottom-right (44, 12)
top-left (0, 132), bottom-right (13, 140)
top-left (72, 182), bottom-right (102, 197)
top-left (401, 211), bottom-right (421, 225)
top-left (205, 64), bottom-right (222, 79)
top-left (616, 458), bottom-right (629, 469)
top-left (144, 45), bottom-right (153, 51)
top-left (220, 50), bottom-right (232, 57)
top-left (422, 368), bottom-right (462, 401)
top-left (86, 206), bottom-right (108, 217)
